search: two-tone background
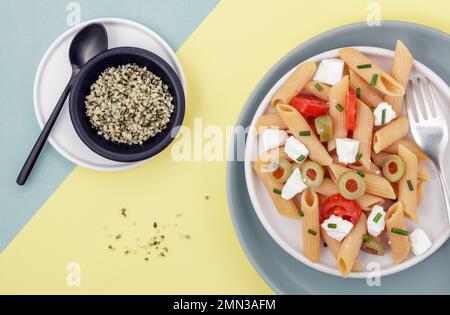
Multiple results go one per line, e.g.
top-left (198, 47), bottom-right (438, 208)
top-left (1, 0), bottom-right (449, 294)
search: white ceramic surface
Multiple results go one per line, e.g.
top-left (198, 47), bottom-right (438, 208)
top-left (33, 18), bottom-right (186, 171)
top-left (244, 46), bottom-right (450, 278)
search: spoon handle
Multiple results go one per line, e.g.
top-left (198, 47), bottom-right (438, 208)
top-left (16, 77), bottom-right (74, 185)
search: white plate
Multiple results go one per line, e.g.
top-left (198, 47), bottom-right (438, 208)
top-left (33, 18), bottom-right (186, 171)
top-left (244, 46), bottom-right (450, 278)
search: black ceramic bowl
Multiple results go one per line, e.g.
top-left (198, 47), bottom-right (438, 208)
top-left (69, 47), bottom-right (185, 162)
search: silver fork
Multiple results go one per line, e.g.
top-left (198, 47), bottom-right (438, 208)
top-left (405, 78), bottom-right (450, 223)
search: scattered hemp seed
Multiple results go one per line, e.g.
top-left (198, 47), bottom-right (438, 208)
top-left (204, 195), bottom-right (210, 200)
top-left (104, 208), bottom-right (190, 262)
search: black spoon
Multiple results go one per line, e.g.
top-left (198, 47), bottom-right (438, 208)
top-left (17, 23), bottom-right (108, 186)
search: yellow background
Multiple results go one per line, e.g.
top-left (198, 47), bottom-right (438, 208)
top-left (1, 0), bottom-right (449, 294)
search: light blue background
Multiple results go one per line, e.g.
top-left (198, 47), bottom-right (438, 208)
top-left (0, 0), bottom-right (219, 252)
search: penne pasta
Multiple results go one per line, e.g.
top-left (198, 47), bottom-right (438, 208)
top-left (349, 163), bottom-right (381, 176)
top-left (301, 189), bottom-right (321, 262)
top-left (337, 213), bottom-right (367, 278)
top-left (385, 202), bottom-right (411, 264)
top-left (256, 113), bottom-right (287, 134)
top-left (353, 99), bottom-right (374, 170)
top-left (418, 163), bottom-right (430, 182)
top-left (253, 163), bottom-right (301, 219)
top-left (328, 164), bottom-right (396, 199)
top-left (303, 80), bottom-right (330, 101)
top-left (276, 104), bottom-right (333, 165)
top-left (312, 178), bottom-right (384, 210)
top-left (373, 116), bottom-right (409, 153)
top-left (328, 75), bottom-right (349, 151)
top-left (398, 144), bottom-right (418, 222)
top-left (321, 228), bottom-right (363, 271)
top-left (349, 69), bottom-right (384, 108)
top-left (340, 48), bottom-right (405, 96)
top-left (417, 181), bottom-right (424, 206)
top-left (257, 147), bottom-right (290, 164)
top-left (383, 138), bottom-right (429, 160)
top-left (385, 41), bottom-right (413, 115)
top-left (271, 62), bottom-right (317, 106)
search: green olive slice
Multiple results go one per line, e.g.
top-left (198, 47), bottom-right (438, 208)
top-left (337, 171), bottom-right (366, 200)
top-left (361, 235), bottom-right (385, 256)
top-left (382, 155), bottom-right (405, 182)
top-left (270, 158), bottom-right (293, 183)
top-left (301, 161), bottom-right (324, 187)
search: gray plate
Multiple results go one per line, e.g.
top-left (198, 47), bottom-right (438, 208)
top-left (227, 21), bottom-right (450, 294)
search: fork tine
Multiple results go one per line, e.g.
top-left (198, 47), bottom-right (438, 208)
top-left (417, 78), bottom-right (436, 118)
top-left (406, 80), bottom-right (423, 122)
top-left (425, 78), bottom-right (444, 117)
top-left (405, 80), bottom-right (417, 123)
top-left (410, 78), bottom-right (426, 121)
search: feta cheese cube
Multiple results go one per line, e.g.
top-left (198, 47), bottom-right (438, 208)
top-left (321, 215), bottom-right (354, 241)
top-left (313, 58), bottom-right (345, 86)
top-left (284, 136), bottom-right (309, 163)
top-left (409, 228), bottom-right (432, 256)
top-left (367, 205), bottom-right (386, 237)
top-left (336, 138), bottom-right (360, 164)
top-left (260, 128), bottom-right (288, 152)
top-left (373, 102), bottom-right (396, 126)
top-left (281, 168), bottom-right (307, 200)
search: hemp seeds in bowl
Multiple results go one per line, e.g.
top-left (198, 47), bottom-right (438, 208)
top-left (69, 47), bottom-right (185, 162)
top-left (85, 63), bottom-right (174, 145)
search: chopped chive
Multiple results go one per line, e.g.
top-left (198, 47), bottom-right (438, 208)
top-left (327, 223), bottom-right (337, 229)
top-left (273, 188), bottom-right (282, 195)
top-left (296, 155), bottom-right (306, 163)
top-left (299, 130), bottom-right (311, 136)
top-left (357, 170), bottom-right (365, 177)
top-left (357, 63), bottom-right (372, 69)
top-left (373, 212), bottom-right (382, 223)
top-left (391, 228), bottom-right (409, 236)
top-left (356, 152), bottom-right (363, 160)
top-left (298, 210), bottom-right (304, 217)
top-left (335, 103), bottom-right (344, 112)
top-left (381, 108), bottom-right (387, 125)
top-left (307, 229), bottom-right (317, 236)
top-left (407, 180), bottom-right (414, 191)
top-left (314, 83), bottom-right (324, 92)
top-left (362, 234), bottom-right (370, 241)
top-left (356, 87), bottom-right (361, 97)
top-left (371, 73), bottom-right (378, 86)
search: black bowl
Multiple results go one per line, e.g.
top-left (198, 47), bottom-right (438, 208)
top-left (69, 47), bottom-right (185, 162)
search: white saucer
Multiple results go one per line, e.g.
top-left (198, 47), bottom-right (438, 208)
top-left (33, 18), bottom-right (186, 171)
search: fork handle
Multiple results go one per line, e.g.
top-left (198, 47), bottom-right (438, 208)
top-left (436, 164), bottom-right (450, 224)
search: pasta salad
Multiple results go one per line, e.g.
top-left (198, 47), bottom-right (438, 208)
top-left (253, 41), bottom-right (432, 278)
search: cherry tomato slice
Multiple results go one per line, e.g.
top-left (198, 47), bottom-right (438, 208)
top-left (320, 193), bottom-right (361, 225)
top-left (346, 89), bottom-right (357, 131)
top-left (290, 93), bottom-right (329, 117)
